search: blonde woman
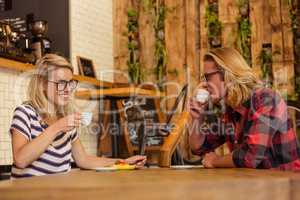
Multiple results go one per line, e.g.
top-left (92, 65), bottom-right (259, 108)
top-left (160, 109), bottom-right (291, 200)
top-left (189, 48), bottom-right (300, 170)
top-left (10, 54), bottom-right (146, 179)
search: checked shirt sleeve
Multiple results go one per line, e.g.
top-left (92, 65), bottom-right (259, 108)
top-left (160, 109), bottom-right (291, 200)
top-left (192, 123), bottom-right (226, 156)
top-left (232, 90), bottom-right (287, 168)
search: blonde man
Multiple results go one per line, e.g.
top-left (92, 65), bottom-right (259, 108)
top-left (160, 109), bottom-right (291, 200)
top-left (189, 48), bottom-right (300, 170)
top-left (10, 54), bottom-right (146, 179)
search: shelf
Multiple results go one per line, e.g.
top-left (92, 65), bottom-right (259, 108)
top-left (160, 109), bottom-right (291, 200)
top-left (75, 87), bottom-right (165, 98)
top-left (0, 57), bottom-right (35, 71)
top-left (0, 57), bottom-right (113, 87)
top-left (132, 146), bottom-right (161, 151)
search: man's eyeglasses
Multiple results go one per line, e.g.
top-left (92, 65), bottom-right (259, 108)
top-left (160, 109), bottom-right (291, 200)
top-left (48, 79), bottom-right (78, 91)
top-left (200, 70), bottom-right (223, 82)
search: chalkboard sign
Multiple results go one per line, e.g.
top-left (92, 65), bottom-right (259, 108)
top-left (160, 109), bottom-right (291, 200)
top-left (77, 56), bottom-right (96, 78)
top-left (122, 97), bottom-right (164, 147)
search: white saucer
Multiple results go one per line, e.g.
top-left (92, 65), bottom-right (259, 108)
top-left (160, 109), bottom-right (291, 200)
top-left (170, 165), bottom-right (204, 169)
top-left (94, 167), bottom-right (118, 172)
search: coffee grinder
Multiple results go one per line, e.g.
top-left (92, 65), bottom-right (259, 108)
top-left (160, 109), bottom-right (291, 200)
top-left (29, 20), bottom-right (51, 60)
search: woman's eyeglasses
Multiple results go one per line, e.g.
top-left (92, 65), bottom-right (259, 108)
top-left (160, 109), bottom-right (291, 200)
top-left (48, 79), bottom-right (78, 91)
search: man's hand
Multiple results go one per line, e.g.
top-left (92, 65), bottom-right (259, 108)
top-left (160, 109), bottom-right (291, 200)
top-left (202, 152), bottom-right (235, 168)
top-left (202, 152), bottom-right (219, 168)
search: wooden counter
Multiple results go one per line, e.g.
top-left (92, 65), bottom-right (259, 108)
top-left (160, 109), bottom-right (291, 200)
top-left (0, 168), bottom-right (300, 200)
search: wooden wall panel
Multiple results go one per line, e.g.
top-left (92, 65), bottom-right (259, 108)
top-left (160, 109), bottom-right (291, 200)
top-left (250, 0), bottom-right (265, 75)
top-left (219, 0), bottom-right (239, 48)
top-left (164, 0), bottom-right (186, 110)
top-left (138, 3), bottom-right (156, 83)
top-left (164, 0), bottom-right (190, 159)
top-left (269, 0), bottom-right (295, 94)
top-left (269, 0), bottom-right (285, 92)
top-left (186, 0), bottom-right (200, 92)
top-left (281, 0), bottom-right (295, 94)
top-left (262, 1), bottom-right (272, 45)
top-left (199, 0), bottom-right (208, 74)
top-left (113, 0), bottom-right (130, 82)
top-left (112, 0), bottom-right (296, 159)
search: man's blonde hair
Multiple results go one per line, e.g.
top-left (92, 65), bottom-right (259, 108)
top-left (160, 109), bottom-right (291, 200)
top-left (204, 48), bottom-right (262, 108)
top-left (27, 54), bottom-right (74, 120)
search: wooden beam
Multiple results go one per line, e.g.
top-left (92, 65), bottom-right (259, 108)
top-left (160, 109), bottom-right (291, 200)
top-left (199, 0), bottom-right (208, 74)
top-left (219, 0), bottom-right (239, 48)
top-left (186, 0), bottom-right (200, 92)
top-left (75, 87), bottom-right (165, 98)
top-left (269, 0), bottom-right (284, 92)
top-left (113, 0), bottom-right (130, 82)
top-left (281, 0), bottom-right (295, 94)
top-left (138, 2), bottom-right (156, 82)
top-left (165, 0), bottom-right (186, 110)
top-left (250, 0), bottom-right (264, 75)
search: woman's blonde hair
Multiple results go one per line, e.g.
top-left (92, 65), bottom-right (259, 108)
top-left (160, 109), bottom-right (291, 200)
top-left (204, 48), bottom-right (262, 108)
top-left (26, 54), bottom-right (74, 120)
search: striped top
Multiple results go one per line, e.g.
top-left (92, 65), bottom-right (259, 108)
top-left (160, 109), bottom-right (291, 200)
top-left (9, 104), bottom-right (78, 179)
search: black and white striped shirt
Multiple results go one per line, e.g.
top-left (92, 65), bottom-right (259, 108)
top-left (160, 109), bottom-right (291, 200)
top-left (9, 104), bottom-right (78, 179)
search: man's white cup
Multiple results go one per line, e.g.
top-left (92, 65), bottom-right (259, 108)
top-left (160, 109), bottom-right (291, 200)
top-left (195, 89), bottom-right (210, 103)
top-left (81, 112), bottom-right (93, 126)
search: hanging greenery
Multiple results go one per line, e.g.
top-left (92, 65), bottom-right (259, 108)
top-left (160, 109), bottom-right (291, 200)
top-left (287, 0), bottom-right (299, 33)
top-left (236, 0), bottom-right (252, 65)
top-left (205, 0), bottom-right (222, 48)
top-left (258, 46), bottom-right (273, 88)
top-left (140, 0), bottom-right (168, 89)
top-left (127, 7), bottom-right (143, 84)
top-left (154, 2), bottom-right (168, 88)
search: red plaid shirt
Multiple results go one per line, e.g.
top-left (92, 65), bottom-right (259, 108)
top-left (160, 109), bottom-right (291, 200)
top-left (194, 88), bottom-right (300, 171)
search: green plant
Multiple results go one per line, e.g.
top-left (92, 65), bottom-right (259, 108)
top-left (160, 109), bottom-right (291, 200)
top-left (286, 0), bottom-right (298, 32)
top-left (205, 0), bottom-right (222, 48)
top-left (236, 0), bottom-right (251, 65)
top-left (127, 7), bottom-right (143, 84)
top-left (258, 48), bottom-right (273, 87)
top-left (154, 3), bottom-right (168, 88)
top-left (142, 0), bottom-right (168, 89)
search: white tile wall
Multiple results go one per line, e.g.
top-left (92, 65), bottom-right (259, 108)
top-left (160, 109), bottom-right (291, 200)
top-left (70, 0), bottom-right (114, 81)
top-left (70, 0), bottom-right (114, 156)
top-left (0, 69), bottom-right (29, 165)
top-left (0, 0), bottom-right (114, 165)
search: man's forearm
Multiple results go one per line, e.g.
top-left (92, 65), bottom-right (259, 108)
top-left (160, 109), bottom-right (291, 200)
top-left (213, 153), bottom-right (236, 168)
top-left (189, 118), bottom-right (205, 151)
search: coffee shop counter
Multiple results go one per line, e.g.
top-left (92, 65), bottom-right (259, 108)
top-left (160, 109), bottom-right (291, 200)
top-left (0, 168), bottom-right (300, 200)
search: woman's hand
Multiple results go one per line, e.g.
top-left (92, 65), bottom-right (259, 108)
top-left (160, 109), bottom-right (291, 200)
top-left (53, 113), bottom-right (81, 133)
top-left (125, 155), bottom-right (147, 168)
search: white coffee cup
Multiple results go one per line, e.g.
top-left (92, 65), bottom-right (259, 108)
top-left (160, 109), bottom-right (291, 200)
top-left (195, 89), bottom-right (210, 103)
top-left (81, 112), bottom-right (92, 126)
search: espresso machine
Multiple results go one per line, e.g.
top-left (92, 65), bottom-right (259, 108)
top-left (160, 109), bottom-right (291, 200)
top-left (0, 20), bottom-right (35, 63)
top-left (29, 20), bottom-right (51, 60)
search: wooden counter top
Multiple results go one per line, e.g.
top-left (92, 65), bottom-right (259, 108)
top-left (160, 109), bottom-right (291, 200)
top-left (0, 168), bottom-right (300, 200)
